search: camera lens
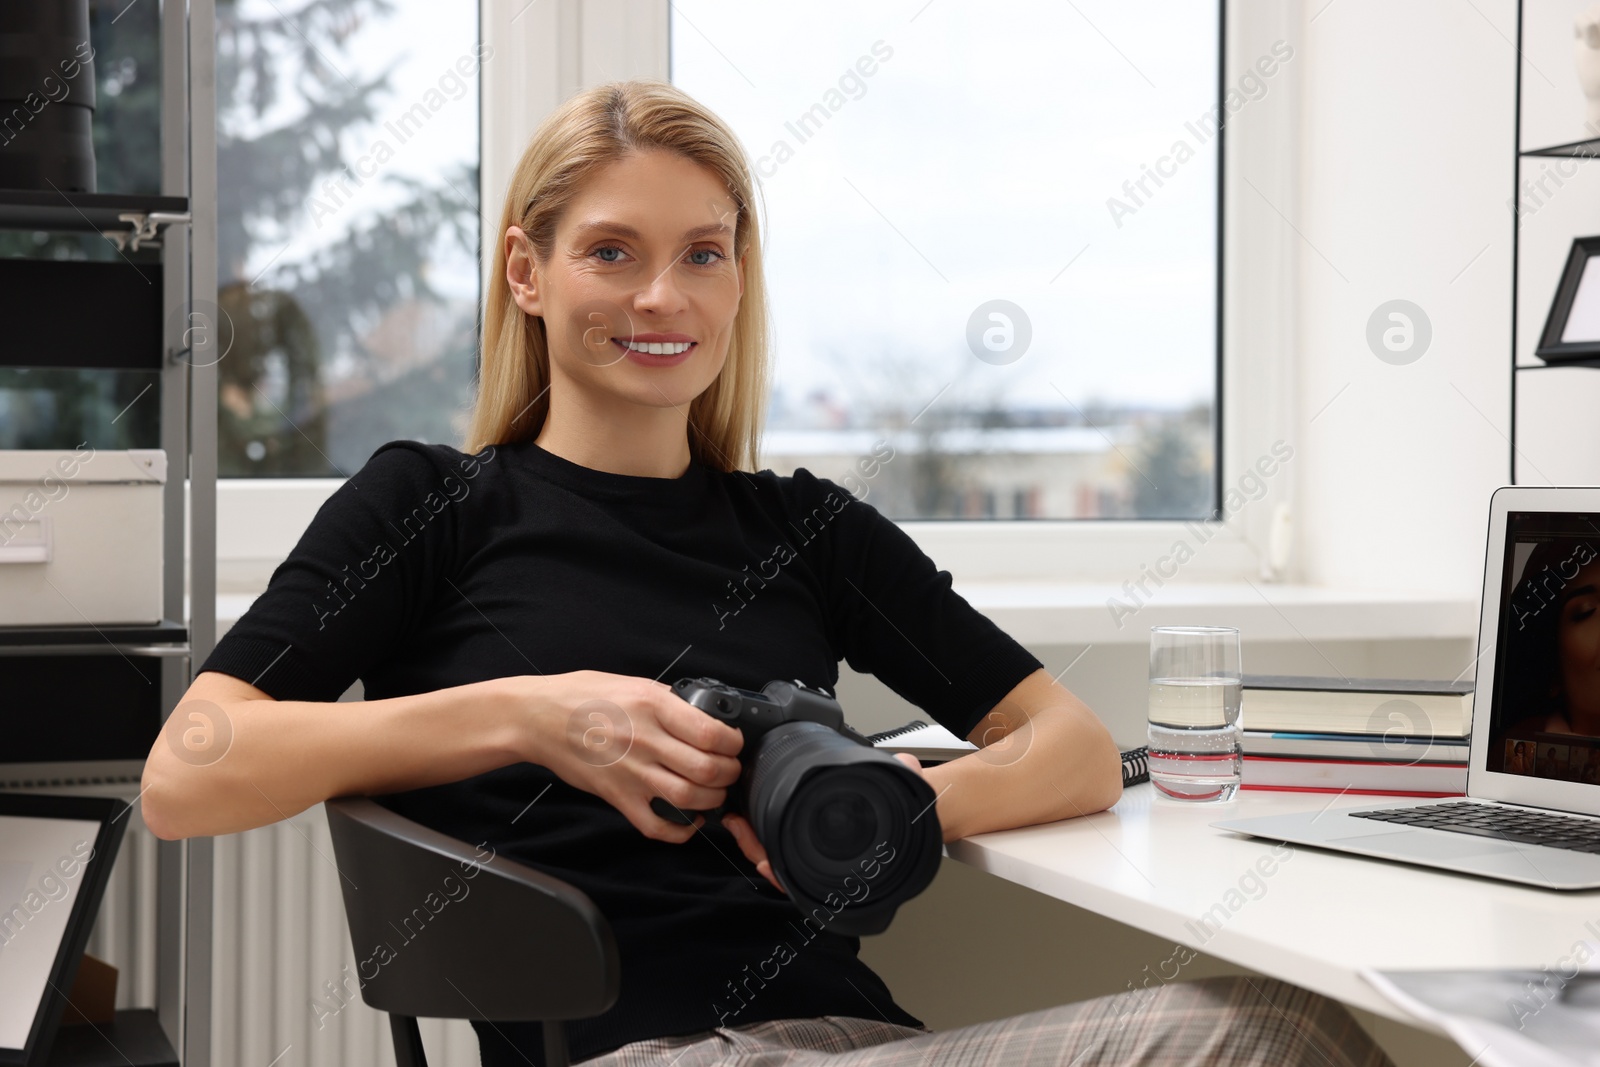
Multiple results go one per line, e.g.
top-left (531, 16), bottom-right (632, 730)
top-left (808, 791), bottom-right (875, 860)
top-left (744, 721), bottom-right (941, 935)
top-left (780, 766), bottom-right (927, 901)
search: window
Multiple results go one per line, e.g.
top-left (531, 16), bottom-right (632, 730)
top-left (214, 0), bottom-right (482, 476)
top-left (670, 0), bottom-right (1220, 519)
top-left (0, 0), bottom-right (483, 480)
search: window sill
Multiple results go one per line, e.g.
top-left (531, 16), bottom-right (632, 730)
top-left (950, 581), bottom-right (1479, 647)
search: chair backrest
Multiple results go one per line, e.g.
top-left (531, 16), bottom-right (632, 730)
top-left (323, 796), bottom-right (620, 1022)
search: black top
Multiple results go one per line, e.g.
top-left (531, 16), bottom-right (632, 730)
top-left (198, 437), bottom-right (1044, 1066)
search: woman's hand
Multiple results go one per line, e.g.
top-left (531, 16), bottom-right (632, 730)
top-left (720, 813), bottom-right (783, 893)
top-left (723, 752), bottom-right (924, 894)
top-left (519, 671), bottom-right (745, 843)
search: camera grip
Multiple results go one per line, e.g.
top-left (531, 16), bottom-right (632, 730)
top-left (650, 796), bottom-right (727, 826)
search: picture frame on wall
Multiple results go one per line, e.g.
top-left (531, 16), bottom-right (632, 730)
top-left (1536, 235), bottom-right (1600, 363)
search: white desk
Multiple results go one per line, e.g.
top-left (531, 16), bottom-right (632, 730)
top-left (945, 784), bottom-right (1600, 1033)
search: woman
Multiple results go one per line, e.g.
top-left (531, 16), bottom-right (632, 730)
top-left (1501, 538), bottom-right (1600, 747)
top-left (142, 81), bottom-right (1392, 1067)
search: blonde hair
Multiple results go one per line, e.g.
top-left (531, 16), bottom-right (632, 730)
top-left (461, 80), bottom-right (770, 473)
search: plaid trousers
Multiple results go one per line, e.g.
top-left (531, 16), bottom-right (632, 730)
top-left (569, 976), bottom-right (1396, 1067)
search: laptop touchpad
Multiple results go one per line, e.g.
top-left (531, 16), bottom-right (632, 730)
top-left (1326, 830), bottom-right (1520, 860)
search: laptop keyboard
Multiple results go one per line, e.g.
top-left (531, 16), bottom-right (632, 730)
top-left (1350, 801), bottom-right (1600, 852)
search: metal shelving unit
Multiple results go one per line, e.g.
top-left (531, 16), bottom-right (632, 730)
top-left (0, 191), bottom-right (189, 236)
top-left (1511, 4), bottom-right (1600, 485)
top-left (0, 1), bottom-right (217, 1063)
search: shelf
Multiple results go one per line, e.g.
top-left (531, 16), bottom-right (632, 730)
top-left (1521, 135), bottom-right (1600, 158)
top-left (44, 1009), bottom-right (178, 1067)
top-left (0, 190), bottom-right (188, 234)
top-left (1516, 359), bottom-right (1600, 371)
top-left (0, 620), bottom-right (187, 650)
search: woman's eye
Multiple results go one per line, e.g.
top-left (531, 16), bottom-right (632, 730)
top-left (1570, 600), bottom-right (1596, 623)
top-left (687, 247), bottom-right (728, 267)
top-left (590, 245), bottom-right (724, 266)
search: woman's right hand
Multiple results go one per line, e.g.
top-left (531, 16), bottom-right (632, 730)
top-left (517, 670), bottom-right (746, 843)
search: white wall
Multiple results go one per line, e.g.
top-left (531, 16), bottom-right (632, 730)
top-left (1291, 0), bottom-right (1516, 595)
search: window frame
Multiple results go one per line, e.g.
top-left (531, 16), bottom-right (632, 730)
top-left (217, 0), bottom-right (1301, 590)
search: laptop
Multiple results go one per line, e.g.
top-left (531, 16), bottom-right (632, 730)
top-left (1214, 486), bottom-right (1600, 890)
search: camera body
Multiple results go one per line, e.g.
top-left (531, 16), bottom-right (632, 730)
top-left (653, 677), bottom-right (871, 820)
top-left (656, 676), bottom-right (942, 936)
top-left (673, 677), bottom-right (864, 741)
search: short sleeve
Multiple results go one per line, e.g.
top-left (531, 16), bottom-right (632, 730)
top-left (793, 470), bottom-right (1045, 741)
top-left (197, 441), bottom-right (469, 702)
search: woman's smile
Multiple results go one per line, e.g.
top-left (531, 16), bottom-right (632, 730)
top-left (612, 332), bottom-right (698, 366)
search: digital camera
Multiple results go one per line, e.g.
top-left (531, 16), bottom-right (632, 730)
top-left (653, 677), bottom-right (943, 936)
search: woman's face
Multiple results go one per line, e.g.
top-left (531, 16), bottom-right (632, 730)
top-left (1558, 559), bottom-right (1600, 727)
top-left (505, 148), bottom-right (744, 415)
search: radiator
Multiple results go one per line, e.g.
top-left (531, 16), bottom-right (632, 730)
top-left (88, 802), bottom-right (481, 1067)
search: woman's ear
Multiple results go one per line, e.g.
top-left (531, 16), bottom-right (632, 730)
top-left (505, 226), bottom-right (543, 317)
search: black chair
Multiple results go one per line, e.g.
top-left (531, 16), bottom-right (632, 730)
top-left (324, 797), bottom-right (621, 1067)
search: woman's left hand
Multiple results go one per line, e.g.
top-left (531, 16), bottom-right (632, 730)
top-left (721, 753), bottom-right (924, 895)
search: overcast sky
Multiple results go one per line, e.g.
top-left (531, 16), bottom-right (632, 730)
top-left (670, 0), bottom-right (1220, 416)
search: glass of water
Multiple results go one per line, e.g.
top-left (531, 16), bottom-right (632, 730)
top-left (1148, 626), bottom-right (1242, 801)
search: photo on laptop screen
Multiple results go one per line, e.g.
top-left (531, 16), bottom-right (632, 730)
top-left (1488, 512), bottom-right (1600, 783)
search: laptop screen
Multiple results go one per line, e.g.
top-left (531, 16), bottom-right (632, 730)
top-left (1487, 511), bottom-right (1600, 783)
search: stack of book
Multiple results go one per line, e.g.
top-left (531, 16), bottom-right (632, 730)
top-left (1240, 675), bottom-right (1472, 796)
